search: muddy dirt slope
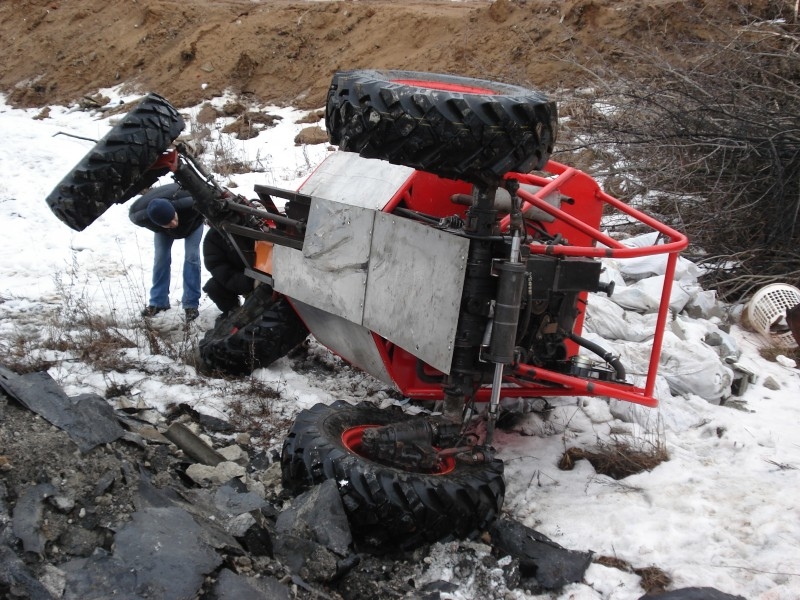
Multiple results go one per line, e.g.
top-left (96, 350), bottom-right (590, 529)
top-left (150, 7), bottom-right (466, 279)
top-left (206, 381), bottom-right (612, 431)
top-left (0, 0), bottom-right (785, 110)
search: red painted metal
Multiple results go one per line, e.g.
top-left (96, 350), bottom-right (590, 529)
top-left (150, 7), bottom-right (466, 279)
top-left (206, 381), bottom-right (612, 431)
top-left (390, 78), bottom-right (500, 95)
top-left (341, 425), bottom-right (456, 474)
top-left (151, 148), bottom-right (179, 171)
top-left (374, 159), bottom-right (688, 408)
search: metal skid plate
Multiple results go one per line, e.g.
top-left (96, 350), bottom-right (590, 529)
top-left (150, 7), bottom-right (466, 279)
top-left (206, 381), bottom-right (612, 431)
top-left (289, 299), bottom-right (393, 385)
top-left (273, 196), bottom-right (468, 374)
top-left (298, 151), bottom-right (416, 211)
top-left (362, 212), bottom-right (468, 373)
top-left (274, 199), bottom-right (373, 325)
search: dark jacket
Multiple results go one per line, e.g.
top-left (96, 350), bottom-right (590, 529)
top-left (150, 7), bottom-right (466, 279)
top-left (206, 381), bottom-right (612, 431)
top-left (203, 227), bottom-right (255, 295)
top-left (128, 183), bottom-right (204, 239)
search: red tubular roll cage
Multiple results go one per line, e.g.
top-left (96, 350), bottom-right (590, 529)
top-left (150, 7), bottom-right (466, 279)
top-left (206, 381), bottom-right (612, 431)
top-left (375, 159), bottom-right (689, 408)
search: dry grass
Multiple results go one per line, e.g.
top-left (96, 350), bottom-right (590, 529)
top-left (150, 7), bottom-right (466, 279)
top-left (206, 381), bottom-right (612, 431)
top-left (559, 439), bottom-right (669, 480)
top-left (758, 343), bottom-right (800, 364)
top-left (595, 555), bottom-right (672, 594)
top-left (0, 333), bottom-right (59, 374)
top-left (226, 379), bottom-right (294, 442)
top-left (139, 318), bottom-right (203, 371)
top-left (0, 256), bottom-right (204, 379)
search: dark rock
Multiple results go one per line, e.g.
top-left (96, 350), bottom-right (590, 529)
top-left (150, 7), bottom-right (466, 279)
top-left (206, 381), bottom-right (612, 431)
top-left (61, 549), bottom-right (137, 600)
top-left (11, 482), bottom-right (56, 553)
top-left (135, 470), bottom-right (182, 509)
top-left (62, 506), bottom-right (222, 599)
top-left (91, 469), bottom-right (118, 497)
top-left (237, 521), bottom-right (274, 557)
top-left (173, 402), bottom-right (236, 434)
top-left (0, 544), bottom-right (55, 600)
top-left (0, 367), bottom-right (123, 452)
top-left (214, 482), bottom-right (266, 516)
top-left (211, 568), bottom-right (291, 600)
top-left (275, 479), bottom-right (352, 556)
top-left (272, 533), bottom-right (338, 583)
top-left (488, 517), bottom-right (593, 590)
top-left (57, 526), bottom-right (104, 557)
top-left (249, 449), bottom-right (273, 471)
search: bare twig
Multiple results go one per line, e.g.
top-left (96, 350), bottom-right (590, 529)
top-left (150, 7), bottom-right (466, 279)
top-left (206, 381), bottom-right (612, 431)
top-left (558, 23), bottom-right (800, 300)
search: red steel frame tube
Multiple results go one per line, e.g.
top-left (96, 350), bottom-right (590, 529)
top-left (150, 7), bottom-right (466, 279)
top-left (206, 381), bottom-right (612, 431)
top-left (376, 159), bottom-right (688, 408)
top-left (501, 160), bottom-right (688, 405)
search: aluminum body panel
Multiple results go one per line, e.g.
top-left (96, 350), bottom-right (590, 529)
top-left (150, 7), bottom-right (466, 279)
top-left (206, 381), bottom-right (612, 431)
top-left (363, 212), bottom-right (468, 373)
top-left (290, 299), bottom-right (394, 385)
top-left (273, 199), bottom-right (469, 374)
top-left (273, 199), bottom-right (373, 324)
top-left (298, 151), bottom-right (416, 210)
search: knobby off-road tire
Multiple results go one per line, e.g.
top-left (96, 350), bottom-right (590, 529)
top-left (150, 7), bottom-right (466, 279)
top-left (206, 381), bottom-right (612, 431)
top-left (46, 93), bottom-right (185, 231)
top-left (326, 69), bottom-right (558, 186)
top-left (281, 401), bottom-right (506, 550)
top-left (199, 290), bottom-right (309, 376)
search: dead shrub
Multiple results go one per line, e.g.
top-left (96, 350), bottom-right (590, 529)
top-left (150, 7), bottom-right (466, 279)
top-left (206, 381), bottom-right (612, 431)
top-left (227, 380), bottom-right (294, 440)
top-left (71, 327), bottom-right (138, 373)
top-left (595, 555), bottom-right (671, 594)
top-left (558, 15), bottom-right (800, 301)
top-left (0, 334), bottom-right (59, 374)
top-left (559, 440), bottom-right (668, 480)
top-left (758, 343), bottom-right (800, 364)
top-left (139, 319), bottom-right (201, 370)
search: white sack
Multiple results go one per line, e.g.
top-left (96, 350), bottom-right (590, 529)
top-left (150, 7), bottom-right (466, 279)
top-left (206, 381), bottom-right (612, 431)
top-left (583, 293), bottom-right (659, 342)
top-left (611, 275), bottom-right (697, 313)
top-left (581, 331), bottom-right (733, 402)
top-left (603, 233), bottom-right (700, 282)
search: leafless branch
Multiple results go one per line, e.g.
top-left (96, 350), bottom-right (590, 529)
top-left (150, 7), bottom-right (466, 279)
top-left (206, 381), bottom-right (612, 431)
top-left (558, 19), bottom-right (800, 300)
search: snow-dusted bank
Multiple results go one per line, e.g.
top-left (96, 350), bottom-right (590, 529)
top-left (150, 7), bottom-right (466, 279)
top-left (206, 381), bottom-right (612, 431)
top-left (0, 91), bottom-right (798, 599)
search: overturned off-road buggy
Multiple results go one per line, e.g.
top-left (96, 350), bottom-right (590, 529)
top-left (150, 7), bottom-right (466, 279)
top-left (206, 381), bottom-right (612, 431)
top-left (45, 70), bottom-right (687, 550)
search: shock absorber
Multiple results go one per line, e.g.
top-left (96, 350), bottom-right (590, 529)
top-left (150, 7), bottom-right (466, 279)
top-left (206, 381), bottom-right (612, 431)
top-left (484, 180), bottom-right (527, 445)
top-left (442, 185), bottom-right (498, 420)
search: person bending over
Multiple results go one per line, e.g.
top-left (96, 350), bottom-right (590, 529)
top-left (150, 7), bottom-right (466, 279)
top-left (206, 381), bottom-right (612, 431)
top-left (129, 183), bottom-right (204, 322)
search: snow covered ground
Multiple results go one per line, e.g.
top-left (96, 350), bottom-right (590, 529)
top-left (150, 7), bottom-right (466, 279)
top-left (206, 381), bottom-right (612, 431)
top-left (1, 90), bottom-right (799, 599)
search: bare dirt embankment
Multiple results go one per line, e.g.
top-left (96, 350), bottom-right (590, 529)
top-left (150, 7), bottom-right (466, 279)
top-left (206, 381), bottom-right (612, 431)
top-left (0, 0), bottom-right (785, 110)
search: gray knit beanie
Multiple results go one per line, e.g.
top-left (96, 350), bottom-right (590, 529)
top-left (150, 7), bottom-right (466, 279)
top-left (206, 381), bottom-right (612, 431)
top-left (147, 198), bottom-right (176, 226)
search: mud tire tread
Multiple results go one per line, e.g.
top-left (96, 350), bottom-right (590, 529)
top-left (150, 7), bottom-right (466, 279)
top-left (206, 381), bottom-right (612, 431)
top-left (199, 293), bottom-right (309, 376)
top-left (326, 69), bottom-right (557, 186)
top-left (281, 401), bottom-right (505, 549)
top-left (46, 93), bottom-right (184, 231)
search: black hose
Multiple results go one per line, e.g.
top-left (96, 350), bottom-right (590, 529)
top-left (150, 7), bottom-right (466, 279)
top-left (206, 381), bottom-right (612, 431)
top-left (566, 331), bottom-right (626, 381)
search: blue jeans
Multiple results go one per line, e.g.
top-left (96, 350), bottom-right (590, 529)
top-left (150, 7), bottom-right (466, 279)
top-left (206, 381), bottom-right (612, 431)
top-left (149, 225), bottom-right (203, 309)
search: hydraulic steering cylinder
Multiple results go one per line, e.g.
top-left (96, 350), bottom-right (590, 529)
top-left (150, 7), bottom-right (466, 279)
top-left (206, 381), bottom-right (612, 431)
top-left (485, 260), bottom-right (526, 364)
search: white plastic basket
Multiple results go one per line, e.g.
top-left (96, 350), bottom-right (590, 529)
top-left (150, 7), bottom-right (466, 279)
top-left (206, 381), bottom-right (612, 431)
top-left (745, 283), bottom-right (800, 347)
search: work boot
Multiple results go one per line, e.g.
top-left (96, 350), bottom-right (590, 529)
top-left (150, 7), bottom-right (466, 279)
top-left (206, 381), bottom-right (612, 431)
top-left (142, 305), bottom-right (169, 317)
top-left (184, 308), bottom-right (200, 322)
